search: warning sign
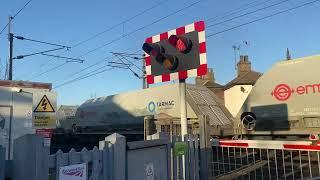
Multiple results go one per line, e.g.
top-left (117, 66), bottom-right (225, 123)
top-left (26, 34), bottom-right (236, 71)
top-left (34, 115), bottom-right (55, 127)
top-left (34, 95), bottom-right (55, 112)
top-left (33, 93), bottom-right (57, 129)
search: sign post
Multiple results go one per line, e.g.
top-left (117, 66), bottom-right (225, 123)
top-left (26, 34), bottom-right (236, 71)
top-left (179, 79), bottom-right (188, 138)
top-left (179, 79), bottom-right (187, 179)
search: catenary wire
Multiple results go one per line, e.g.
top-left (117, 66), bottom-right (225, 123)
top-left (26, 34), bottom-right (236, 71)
top-left (206, 0), bottom-right (272, 22)
top-left (55, 0), bottom-right (320, 88)
top-left (53, 49), bottom-right (141, 88)
top-left (207, 0), bottom-right (320, 38)
top-left (36, 0), bottom-right (202, 80)
top-left (49, 48), bottom-right (139, 84)
top-left (0, 0), bottom-right (33, 36)
top-left (76, 0), bottom-right (203, 58)
top-left (54, 66), bottom-right (114, 89)
top-left (207, 0), bottom-right (290, 28)
top-left (33, 0), bottom-right (203, 80)
top-left (35, 0), bottom-right (169, 70)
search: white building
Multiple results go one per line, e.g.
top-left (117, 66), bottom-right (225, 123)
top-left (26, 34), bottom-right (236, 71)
top-left (224, 55), bottom-right (261, 117)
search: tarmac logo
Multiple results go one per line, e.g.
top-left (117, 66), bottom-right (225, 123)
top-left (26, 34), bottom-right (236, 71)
top-left (148, 101), bottom-right (156, 113)
top-left (34, 95), bottom-right (55, 112)
top-left (271, 83), bottom-right (320, 101)
top-left (147, 100), bottom-right (175, 113)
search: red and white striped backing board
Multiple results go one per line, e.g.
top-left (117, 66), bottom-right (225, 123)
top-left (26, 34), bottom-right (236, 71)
top-left (213, 139), bottom-right (320, 151)
top-left (144, 21), bottom-right (207, 84)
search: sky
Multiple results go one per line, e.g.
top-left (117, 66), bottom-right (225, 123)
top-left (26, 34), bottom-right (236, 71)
top-left (0, 0), bottom-right (320, 105)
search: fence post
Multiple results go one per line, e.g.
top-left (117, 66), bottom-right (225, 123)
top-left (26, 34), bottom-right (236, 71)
top-left (92, 146), bottom-right (102, 180)
top-left (55, 150), bottom-right (66, 180)
top-left (13, 134), bottom-right (49, 180)
top-left (105, 133), bottom-right (126, 180)
top-left (0, 146), bottom-right (5, 180)
top-left (199, 115), bottom-right (210, 180)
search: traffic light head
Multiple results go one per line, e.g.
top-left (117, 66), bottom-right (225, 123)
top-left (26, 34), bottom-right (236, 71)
top-left (143, 21), bottom-right (207, 84)
top-left (142, 43), bottom-right (163, 58)
top-left (168, 35), bottom-right (192, 54)
top-left (143, 42), bottom-right (179, 71)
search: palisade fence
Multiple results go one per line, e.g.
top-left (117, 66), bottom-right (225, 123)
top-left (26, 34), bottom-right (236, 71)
top-left (0, 134), bottom-right (202, 180)
top-left (170, 135), bottom-right (200, 180)
top-left (0, 133), bottom-right (172, 180)
top-left (48, 145), bottom-right (114, 180)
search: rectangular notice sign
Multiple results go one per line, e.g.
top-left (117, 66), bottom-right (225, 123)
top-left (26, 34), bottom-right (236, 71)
top-left (59, 163), bottom-right (87, 180)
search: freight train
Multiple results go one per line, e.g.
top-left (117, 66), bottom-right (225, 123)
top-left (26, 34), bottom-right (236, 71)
top-left (56, 55), bottom-right (320, 143)
top-left (54, 83), bottom-right (233, 151)
top-left (234, 55), bottom-right (320, 139)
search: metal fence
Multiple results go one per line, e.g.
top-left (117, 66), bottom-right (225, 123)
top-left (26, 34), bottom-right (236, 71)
top-left (171, 134), bottom-right (200, 180)
top-left (211, 139), bottom-right (320, 180)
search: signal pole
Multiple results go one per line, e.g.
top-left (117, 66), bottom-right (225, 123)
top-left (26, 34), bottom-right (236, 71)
top-left (142, 57), bottom-right (146, 89)
top-left (180, 79), bottom-right (188, 137)
top-left (8, 16), bottom-right (13, 80)
top-left (179, 79), bottom-right (188, 180)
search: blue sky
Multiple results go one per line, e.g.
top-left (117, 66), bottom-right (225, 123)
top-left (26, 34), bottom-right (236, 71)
top-left (0, 0), bottom-right (320, 105)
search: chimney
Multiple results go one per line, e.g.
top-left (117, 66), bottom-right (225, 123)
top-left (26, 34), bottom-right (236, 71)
top-left (286, 48), bottom-right (291, 60)
top-left (237, 55), bottom-right (251, 77)
top-left (195, 68), bottom-right (215, 85)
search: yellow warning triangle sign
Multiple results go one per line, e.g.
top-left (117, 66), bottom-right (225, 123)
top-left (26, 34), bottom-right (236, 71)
top-left (34, 95), bottom-right (55, 112)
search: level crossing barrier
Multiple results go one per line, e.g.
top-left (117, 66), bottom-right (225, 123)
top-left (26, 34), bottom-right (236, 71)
top-left (211, 139), bottom-right (320, 180)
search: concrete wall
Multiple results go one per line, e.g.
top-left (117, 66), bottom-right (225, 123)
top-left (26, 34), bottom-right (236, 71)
top-left (224, 85), bottom-right (253, 117)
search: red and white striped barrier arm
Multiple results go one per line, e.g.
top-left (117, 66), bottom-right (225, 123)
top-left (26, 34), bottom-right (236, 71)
top-left (211, 139), bottom-right (320, 151)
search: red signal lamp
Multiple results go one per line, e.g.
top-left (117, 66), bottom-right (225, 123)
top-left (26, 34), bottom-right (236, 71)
top-left (168, 35), bottom-right (192, 54)
top-left (309, 134), bottom-right (319, 141)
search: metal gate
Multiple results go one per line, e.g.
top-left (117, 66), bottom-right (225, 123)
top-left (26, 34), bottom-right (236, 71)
top-left (211, 139), bottom-right (320, 180)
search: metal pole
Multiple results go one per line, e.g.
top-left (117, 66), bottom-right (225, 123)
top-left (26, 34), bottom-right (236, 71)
top-left (180, 79), bottom-right (188, 136)
top-left (179, 79), bottom-right (188, 180)
top-left (8, 16), bottom-right (13, 80)
top-left (142, 55), bottom-right (147, 89)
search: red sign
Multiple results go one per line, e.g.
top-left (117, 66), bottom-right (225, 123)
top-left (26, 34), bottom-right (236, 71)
top-left (36, 128), bottom-right (53, 138)
top-left (271, 83), bottom-right (320, 101)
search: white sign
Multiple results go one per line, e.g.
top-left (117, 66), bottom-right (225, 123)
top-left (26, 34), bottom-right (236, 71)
top-left (145, 162), bottom-right (154, 180)
top-left (59, 163), bottom-right (87, 180)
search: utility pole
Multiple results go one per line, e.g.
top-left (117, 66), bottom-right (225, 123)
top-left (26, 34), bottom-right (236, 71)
top-left (8, 16), bottom-right (13, 80)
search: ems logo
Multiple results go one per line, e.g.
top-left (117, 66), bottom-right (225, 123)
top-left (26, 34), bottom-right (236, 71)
top-left (34, 95), bottom-right (55, 112)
